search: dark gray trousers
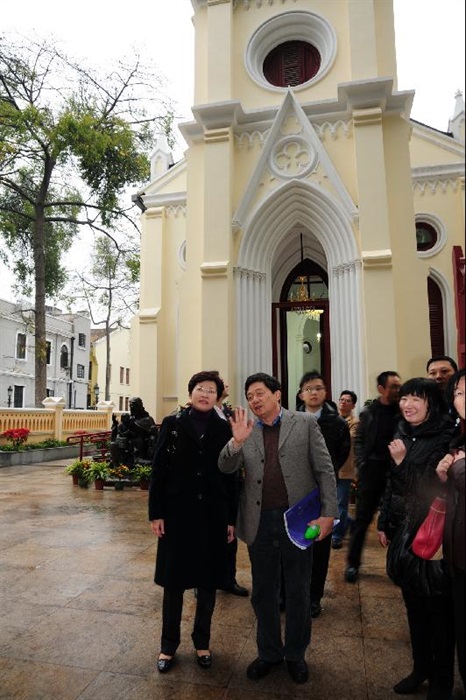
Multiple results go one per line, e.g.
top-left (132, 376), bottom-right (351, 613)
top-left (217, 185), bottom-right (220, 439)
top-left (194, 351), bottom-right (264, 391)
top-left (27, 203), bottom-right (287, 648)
top-left (248, 508), bottom-right (313, 662)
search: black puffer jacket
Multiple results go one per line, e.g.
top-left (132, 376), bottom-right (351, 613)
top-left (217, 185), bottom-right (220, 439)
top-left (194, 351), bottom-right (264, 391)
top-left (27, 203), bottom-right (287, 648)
top-left (377, 416), bottom-right (455, 539)
top-left (299, 402), bottom-right (350, 475)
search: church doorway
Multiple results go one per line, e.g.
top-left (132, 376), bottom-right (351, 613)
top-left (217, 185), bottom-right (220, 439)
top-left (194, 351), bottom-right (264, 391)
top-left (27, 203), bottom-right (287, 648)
top-left (272, 256), bottom-right (330, 409)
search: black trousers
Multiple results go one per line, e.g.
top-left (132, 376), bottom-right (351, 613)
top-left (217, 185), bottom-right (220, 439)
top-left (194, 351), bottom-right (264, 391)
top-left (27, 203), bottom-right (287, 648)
top-left (310, 535), bottom-right (332, 602)
top-left (227, 538), bottom-right (237, 585)
top-left (248, 508), bottom-right (313, 662)
top-left (347, 461), bottom-right (388, 569)
top-left (402, 588), bottom-right (455, 694)
top-left (452, 565), bottom-right (465, 692)
top-left (160, 587), bottom-right (216, 656)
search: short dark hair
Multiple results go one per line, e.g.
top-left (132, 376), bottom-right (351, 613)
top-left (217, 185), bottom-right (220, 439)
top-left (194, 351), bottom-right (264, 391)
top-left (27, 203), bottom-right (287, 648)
top-left (340, 390), bottom-right (357, 405)
top-left (377, 371), bottom-right (400, 388)
top-left (299, 371), bottom-right (325, 390)
top-left (426, 356), bottom-right (458, 373)
top-left (245, 372), bottom-right (281, 396)
top-left (399, 377), bottom-right (446, 423)
top-left (445, 368), bottom-right (465, 417)
top-left (188, 371), bottom-right (225, 400)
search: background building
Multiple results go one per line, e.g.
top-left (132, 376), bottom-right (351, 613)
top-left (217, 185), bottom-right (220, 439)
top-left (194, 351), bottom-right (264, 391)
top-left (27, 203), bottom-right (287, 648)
top-left (0, 299), bottom-right (91, 408)
top-left (134, 0), bottom-right (464, 420)
top-left (93, 327), bottom-right (134, 412)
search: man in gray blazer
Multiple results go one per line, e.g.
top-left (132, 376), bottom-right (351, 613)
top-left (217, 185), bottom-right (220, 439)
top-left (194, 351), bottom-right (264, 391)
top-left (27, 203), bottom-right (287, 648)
top-left (218, 373), bottom-right (337, 684)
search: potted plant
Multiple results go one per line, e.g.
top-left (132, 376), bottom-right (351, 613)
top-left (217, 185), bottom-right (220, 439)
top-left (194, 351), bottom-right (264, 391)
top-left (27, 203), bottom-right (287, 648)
top-left (134, 463), bottom-right (152, 490)
top-left (64, 459), bottom-right (92, 486)
top-left (108, 464), bottom-right (130, 490)
top-left (87, 461), bottom-right (110, 490)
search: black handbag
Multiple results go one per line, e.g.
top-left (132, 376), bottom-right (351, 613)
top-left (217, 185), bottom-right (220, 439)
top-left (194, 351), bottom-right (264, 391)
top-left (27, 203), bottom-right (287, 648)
top-left (386, 520), bottom-right (450, 598)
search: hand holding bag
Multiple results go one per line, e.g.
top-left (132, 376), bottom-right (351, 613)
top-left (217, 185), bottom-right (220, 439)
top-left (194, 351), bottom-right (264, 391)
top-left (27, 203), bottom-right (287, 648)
top-left (411, 496), bottom-right (446, 560)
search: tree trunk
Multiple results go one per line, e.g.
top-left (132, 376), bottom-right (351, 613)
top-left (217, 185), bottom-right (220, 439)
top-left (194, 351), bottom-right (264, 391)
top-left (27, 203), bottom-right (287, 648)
top-left (34, 209), bottom-right (47, 407)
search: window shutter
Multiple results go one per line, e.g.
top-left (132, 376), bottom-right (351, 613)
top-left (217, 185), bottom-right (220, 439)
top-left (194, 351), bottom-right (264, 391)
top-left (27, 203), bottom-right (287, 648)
top-left (427, 278), bottom-right (445, 356)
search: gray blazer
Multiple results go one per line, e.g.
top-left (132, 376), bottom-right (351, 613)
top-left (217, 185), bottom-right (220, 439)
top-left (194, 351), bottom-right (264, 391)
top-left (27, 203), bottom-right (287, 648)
top-left (218, 408), bottom-right (338, 545)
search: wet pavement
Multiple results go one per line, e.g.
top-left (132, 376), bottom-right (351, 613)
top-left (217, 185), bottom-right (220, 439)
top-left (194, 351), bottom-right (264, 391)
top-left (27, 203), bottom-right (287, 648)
top-left (0, 461), bottom-right (463, 700)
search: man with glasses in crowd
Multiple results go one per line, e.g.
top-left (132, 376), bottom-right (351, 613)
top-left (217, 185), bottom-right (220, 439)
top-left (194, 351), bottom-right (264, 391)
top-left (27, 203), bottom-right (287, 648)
top-left (219, 373), bottom-right (337, 685)
top-left (297, 372), bottom-right (350, 618)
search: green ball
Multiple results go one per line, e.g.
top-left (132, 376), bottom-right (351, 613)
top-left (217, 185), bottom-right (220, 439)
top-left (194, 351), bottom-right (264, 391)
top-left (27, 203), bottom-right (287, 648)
top-left (304, 524), bottom-right (321, 540)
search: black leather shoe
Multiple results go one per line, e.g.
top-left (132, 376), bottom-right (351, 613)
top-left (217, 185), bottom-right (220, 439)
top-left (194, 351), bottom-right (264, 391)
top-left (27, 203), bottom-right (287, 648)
top-left (225, 581), bottom-right (249, 597)
top-left (196, 653), bottom-right (212, 669)
top-left (310, 600), bottom-right (322, 618)
top-left (286, 659), bottom-right (309, 684)
top-left (157, 656), bottom-right (175, 673)
top-left (331, 538), bottom-right (343, 549)
top-left (344, 566), bottom-right (359, 583)
top-left (394, 671), bottom-right (428, 694)
top-left (246, 658), bottom-right (282, 680)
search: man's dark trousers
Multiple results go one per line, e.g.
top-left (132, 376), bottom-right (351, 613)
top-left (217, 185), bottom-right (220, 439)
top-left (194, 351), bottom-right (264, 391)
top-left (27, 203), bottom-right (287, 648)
top-left (248, 508), bottom-right (313, 662)
top-left (347, 460), bottom-right (388, 569)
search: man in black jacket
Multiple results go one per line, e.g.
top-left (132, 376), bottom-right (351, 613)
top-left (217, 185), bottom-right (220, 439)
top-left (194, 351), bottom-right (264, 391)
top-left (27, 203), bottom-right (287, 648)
top-left (344, 371), bottom-right (401, 583)
top-left (298, 372), bottom-right (350, 617)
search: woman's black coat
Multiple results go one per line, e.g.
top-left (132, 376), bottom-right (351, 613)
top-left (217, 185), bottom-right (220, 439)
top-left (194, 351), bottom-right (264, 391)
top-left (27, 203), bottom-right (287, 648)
top-left (148, 409), bottom-right (237, 590)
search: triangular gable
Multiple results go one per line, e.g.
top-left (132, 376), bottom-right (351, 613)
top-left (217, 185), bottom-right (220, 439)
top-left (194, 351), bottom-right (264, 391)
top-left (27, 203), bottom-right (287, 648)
top-left (233, 90), bottom-right (357, 229)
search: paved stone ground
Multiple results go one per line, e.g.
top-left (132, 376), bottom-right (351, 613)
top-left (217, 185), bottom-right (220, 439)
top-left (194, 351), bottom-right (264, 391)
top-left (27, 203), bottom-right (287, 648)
top-left (0, 461), bottom-right (463, 700)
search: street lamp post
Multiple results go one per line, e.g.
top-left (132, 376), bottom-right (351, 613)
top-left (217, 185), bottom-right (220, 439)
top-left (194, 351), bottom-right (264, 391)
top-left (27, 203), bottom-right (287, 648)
top-left (7, 386), bottom-right (13, 408)
top-left (93, 383), bottom-right (100, 408)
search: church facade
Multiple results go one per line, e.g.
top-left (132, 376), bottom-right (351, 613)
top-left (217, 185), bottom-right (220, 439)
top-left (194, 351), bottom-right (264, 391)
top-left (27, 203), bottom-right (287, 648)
top-left (133, 0), bottom-right (464, 420)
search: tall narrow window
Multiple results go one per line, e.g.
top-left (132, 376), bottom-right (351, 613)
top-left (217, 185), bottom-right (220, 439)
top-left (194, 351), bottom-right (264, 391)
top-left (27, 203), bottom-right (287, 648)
top-left (125, 396), bottom-right (129, 411)
top-left (77, 364), bottom-right (85, 379)
top-left (126, 368), bottom-right (130, 385)
top-left (60, 344), bottom-right (69, 369)
top-left (46, 341), bottom-right (52, 365)
top-left (120, 366), bottom-right (124, 383)
top-left (119, 396), bottom-right (124, 411)
top-left (428, 277), bottom-right (445, 356)
top-left (14, 385), bottom-right (24, 408)
top-left (16, 333), bottom-right (27, 360)
top-left (78, 333), bottom-right (86, 348)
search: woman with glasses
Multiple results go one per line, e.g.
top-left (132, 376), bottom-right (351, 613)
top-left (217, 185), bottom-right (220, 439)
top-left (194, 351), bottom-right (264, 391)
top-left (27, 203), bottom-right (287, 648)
top-left (149, 371), bottom-right (238, 673)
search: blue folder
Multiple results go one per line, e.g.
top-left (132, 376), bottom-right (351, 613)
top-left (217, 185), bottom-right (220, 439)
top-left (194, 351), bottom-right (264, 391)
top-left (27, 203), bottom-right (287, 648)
top-left (284, 488), bottom-right (321, 550)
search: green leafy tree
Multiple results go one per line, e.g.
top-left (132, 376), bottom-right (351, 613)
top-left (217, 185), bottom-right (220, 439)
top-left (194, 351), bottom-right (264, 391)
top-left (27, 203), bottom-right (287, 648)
top-left (68, 233), bottom-right (140, 401)
top-left (0, 34), bottom-right (173, 405)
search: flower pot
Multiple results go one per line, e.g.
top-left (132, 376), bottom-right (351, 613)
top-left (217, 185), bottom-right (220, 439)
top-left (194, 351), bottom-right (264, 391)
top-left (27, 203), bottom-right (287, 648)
top-left (139, 479), bottom-right (149, 491)
top-left (114, 481), bottom-right (125, 491)
top-left (94, 479), bottom-right (105, 490)
top-left (78, 477), bottom-right (89, 488)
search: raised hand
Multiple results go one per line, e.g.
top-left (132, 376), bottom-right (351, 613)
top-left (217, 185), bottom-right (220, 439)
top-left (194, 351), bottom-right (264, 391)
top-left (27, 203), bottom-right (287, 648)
top-left (229, 406), bottom-right (254, 447)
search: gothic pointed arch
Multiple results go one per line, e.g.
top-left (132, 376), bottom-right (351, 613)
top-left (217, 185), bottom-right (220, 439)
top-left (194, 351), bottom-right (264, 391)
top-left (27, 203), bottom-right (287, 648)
top-left (234, 179), bottom-right (364, 403)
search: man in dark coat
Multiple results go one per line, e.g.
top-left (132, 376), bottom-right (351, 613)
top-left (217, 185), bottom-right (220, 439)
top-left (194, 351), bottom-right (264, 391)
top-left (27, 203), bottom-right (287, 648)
top-left (297, 372), bottom-right (350, 617)
top-left (344, 370), bottom-right (401, 583)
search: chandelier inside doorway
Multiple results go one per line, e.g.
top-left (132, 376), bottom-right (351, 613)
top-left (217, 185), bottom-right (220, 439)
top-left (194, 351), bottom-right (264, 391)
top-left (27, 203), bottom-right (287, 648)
top-left (290, 234), bottom-right (324, 321)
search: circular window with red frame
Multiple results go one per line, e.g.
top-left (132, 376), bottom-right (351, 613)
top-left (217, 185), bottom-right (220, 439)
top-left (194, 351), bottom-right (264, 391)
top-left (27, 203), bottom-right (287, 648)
top-left (263, 41), bottom-right (321, 88)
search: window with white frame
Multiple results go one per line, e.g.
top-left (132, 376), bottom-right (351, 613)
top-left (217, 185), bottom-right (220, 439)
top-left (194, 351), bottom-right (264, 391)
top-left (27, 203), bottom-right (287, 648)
top-left (16, 332), bottom-right (27, 360)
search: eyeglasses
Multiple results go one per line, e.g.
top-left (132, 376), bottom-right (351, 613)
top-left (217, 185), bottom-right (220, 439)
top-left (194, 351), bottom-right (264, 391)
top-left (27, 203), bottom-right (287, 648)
top-left (301, 386), bottom-right (325, 393)
top-left (193, 386), bottom-right (217, 396)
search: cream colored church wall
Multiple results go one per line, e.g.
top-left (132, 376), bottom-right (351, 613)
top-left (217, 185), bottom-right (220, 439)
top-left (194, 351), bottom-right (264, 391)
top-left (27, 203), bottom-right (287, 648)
top-left (410, 130), bottom-right (465, 168)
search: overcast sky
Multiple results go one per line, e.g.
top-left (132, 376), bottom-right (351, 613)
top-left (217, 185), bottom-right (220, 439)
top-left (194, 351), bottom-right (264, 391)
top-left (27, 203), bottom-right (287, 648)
top-left (1, 0), bottom-right (464, 301)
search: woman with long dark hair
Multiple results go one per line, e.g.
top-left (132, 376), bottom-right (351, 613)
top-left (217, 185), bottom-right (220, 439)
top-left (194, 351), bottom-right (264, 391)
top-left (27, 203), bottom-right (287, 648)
top-left (436, 368), bottom-right (465, 695)
top-left (377, 378), bottom-right (455, 699)
top-left (149, 371), bottom-right (237, 673)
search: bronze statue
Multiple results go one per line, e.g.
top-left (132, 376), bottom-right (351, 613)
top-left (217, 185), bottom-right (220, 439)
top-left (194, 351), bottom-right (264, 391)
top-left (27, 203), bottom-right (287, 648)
top-left (110, 397), bottom-right (158, 468)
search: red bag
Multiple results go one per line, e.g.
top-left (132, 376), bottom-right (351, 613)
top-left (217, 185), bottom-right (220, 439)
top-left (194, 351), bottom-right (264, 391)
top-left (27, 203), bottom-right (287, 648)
top-left (411, 496), bottom-right (446, 560)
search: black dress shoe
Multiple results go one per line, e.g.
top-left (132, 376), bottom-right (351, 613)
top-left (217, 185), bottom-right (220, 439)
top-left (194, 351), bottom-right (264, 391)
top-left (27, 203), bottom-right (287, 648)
top-left (310, 600), bottom-right (322, 618)
top-left (157, 656), bottom-right (175, 673)
top-left (246, 657), bottom-right (282, 680)
top-left (225, 581), bottom-right (249, 597)
top-left (344, 566), bottom-right (359, 583)
top-left (196, 653), bottom-right (212, 669)
top-left (394, 671), bottom-right (428, 694)
top-left (286, 659), bottom-right (309, 684)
